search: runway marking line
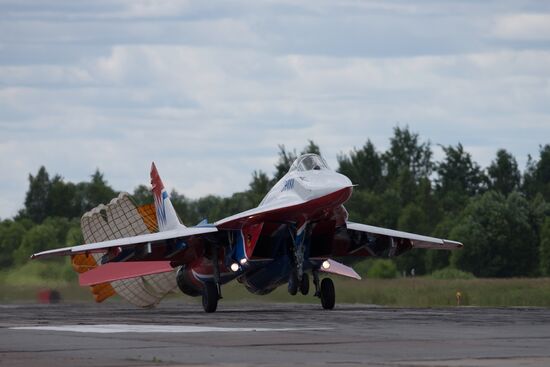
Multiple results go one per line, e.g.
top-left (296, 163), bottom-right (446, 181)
top-left (10, 324), bottom-right (332, 334)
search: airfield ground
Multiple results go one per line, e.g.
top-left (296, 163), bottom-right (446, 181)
top-left (1, 301), bottom-right (550, 367)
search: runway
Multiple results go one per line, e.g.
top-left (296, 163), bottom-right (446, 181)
top-left (2, 301), bottom-right (550, 366)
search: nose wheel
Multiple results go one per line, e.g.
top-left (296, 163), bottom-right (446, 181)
top-left (319, 278), bottom-right (335, 310)
top-left (313, 270), bottom-right (335, 310)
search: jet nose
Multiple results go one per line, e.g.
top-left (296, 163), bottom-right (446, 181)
top-left (319, 172), bottom-right (354, 195)
top-left (337, 173), bottom-right (353, 188)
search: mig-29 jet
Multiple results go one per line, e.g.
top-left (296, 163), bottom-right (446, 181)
top-left (32, 154), bottom-right (462, 312)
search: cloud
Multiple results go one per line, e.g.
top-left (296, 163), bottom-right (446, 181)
top-left (1, 0), bottom-right (550, 218)
top-left (493, 13), bottom-right (550, 41)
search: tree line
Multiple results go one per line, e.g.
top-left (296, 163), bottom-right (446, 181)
top-left (1, 127), bottom-right (550, 278)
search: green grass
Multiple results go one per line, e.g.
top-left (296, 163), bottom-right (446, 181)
top-left (2, 264), bottom-right (550, 307)
top-left (219, 277), bottom-right (550, 307)
top-left (335, 277), bottom-right (550, 307)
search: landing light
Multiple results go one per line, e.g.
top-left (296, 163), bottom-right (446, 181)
top-left (322, 260), bottom-right (330, 270)
top-left (239, 258), bottom-right (248, 265)
top-left (230, 263), bottom-right (240, 272)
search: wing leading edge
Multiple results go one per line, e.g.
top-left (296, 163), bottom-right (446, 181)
top-left (31, 226), bottom-right (218, 259)
top-left (346, 221), bottom-right (463, 250)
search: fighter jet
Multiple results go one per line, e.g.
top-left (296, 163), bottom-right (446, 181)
top-left (32, 154), bottom-right (462, 312)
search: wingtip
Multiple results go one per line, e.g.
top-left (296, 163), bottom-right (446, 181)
top-left (443, 240), bottom-right (464, 249)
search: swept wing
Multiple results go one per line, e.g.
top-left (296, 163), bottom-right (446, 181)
top-left (347, 222), bottom-right (463, 250)
top-left (31, 226), bottom-right (217, 259)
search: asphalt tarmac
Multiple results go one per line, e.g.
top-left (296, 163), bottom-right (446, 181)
top-left (1, 301), bottom-right (550, 367)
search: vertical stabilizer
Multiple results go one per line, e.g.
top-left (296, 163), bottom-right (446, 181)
top-left (150, 162), bottom-right (185, 231)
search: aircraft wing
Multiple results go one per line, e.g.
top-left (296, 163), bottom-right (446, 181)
top-left (31, 226), bottom-right (218, 259)
top-left (343, 221), bottom-right (462, 257)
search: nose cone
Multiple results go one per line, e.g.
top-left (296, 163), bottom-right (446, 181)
top-left (336, 172), bottom-right (353, 189)
top-left (301, 171), bottom-right (353, 199)
top-left (326, 171), bottom-right (353, 190)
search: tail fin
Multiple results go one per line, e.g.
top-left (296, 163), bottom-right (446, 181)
top-left (150, 162), bottom-right (185, 231)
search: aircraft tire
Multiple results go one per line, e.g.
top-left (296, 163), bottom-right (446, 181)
top-left (288, 272), bottom-right (298, 295)
top-left (300, 273), bottom-right (310, 295)
top-left (202, 282), bottom-right (218, 313)
top-left (320, 278), bottom-right (335, 310)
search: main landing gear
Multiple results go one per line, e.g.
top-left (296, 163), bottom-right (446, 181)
top-left (300, 273), bottom-right (310, 295)
top-left (202, 282), bottom-right (219, 313)
top-left (288, 271), bottom-right (310, 296)
top-left (202, 245), bottom-right (222, 313)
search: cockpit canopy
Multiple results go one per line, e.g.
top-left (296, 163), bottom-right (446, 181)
top-left (289, 154), bottom-right (330, 172)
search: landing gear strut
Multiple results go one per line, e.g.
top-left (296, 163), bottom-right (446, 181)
top-left (287, 222), bottom-right (309, 296)
top-left (202, 244), bottom-right (221, 313)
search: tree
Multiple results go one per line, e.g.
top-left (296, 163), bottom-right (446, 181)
top-left (382, 126), bottom-right (433, 183)
top-left (132, 184), bottom-right (153, 206)
top-left (0, 220), bottom-right (27, 267)
top-left (424, 216), bottom-right (455, 272)
top-left (367, 259), bottom-right (398, 279)
top-left (301, 140), bottom-right (321, 156)
top-left (536, 145), bottom-right (550, 201)
top-left (395, 203), bottom-right (429, 274)
top-left (191, 195), bottom-right (226, 223)
top-left (436, 143), bottom-right (487, 213)
top-left (344, 189), bottom-right (401, 229)
top-left (523, 145), bottom-right (550, 201)
top-left (23, 166), bottom-right (51, 223)
top-left (84, 170), bottom-right (117, 210)
top-left (272, 145), bottom-right (298, 183)
top-left (540, 217), bottom-right (550, 276)
top-left (381, 127), bottom-right (433, 207)
top-left (65, 225), bottom-right (83, 247)
top-left (450, 191), bottom-right (538, 277)
top-left (170, 190), bottom-right (195, 225)
top-left (48, 175), bottom-right (79, 219)
top-left (488, 149), bottom-right (521, 196)
top-left (42, 217), bottom-right (74, 245)
top-left (13, 223), bottom-right (58, 265)
top-left (337, 140), bottom-right (383, 191)
top-left (249, 170), bottom-right (271, 197)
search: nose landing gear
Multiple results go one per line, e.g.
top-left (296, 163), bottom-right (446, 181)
top-left (313, 270), bottom-right (335, 310)
top-left (319, 278), bottom-right (335, 310)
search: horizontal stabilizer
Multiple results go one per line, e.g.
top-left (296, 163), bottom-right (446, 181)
top-left (320, 259), bottom-right (361, 280)
top-left (79, 261), bottom-right (174, 286)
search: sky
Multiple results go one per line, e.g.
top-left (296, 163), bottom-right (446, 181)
top-left (1, 0), bottom-right (550, 219)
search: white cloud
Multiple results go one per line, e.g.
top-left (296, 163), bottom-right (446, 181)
top-left (122, 0), bottom-right (193, 18)
top-left (1, 1), bottom-right (550, 218)
top-left (493, 13), bottom-right (550, 41)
